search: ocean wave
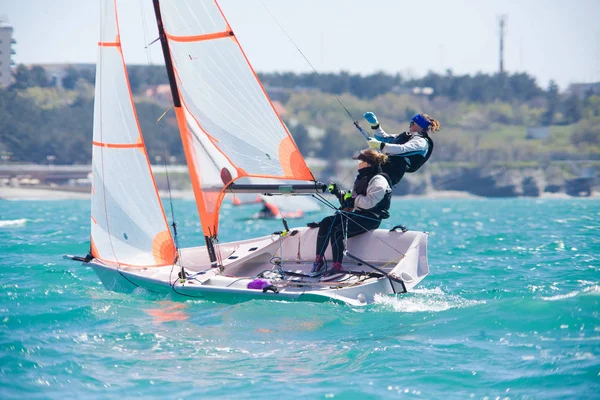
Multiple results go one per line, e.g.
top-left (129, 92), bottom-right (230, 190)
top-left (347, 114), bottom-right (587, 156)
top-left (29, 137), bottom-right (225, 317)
top-left (373, 287), bottom-right (485, 312)
top-left (541, 285), bottom-right (600, 301)
top-left (0, 218), bottom-right (28, 228)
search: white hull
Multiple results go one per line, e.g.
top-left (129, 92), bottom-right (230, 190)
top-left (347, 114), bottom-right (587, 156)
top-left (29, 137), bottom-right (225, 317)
top-left (87, 227), bottom-right (429, 306)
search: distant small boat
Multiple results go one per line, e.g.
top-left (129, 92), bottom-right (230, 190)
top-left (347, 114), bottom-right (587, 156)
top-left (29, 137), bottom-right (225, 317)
top-left (251, 201), bottom-right (304, 220)
top-left (65, 0), bottom-right (429, 306)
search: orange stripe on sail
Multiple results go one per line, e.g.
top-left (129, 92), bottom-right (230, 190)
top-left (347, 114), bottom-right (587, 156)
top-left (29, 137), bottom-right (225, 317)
top-left (165, 30), bottom-right (233, 43)
top-left (92, 141), bottom-right (143, 149)
top-left (98, 41), bottom-right (119, 47)
top-left (135, 136), bottom-right (146, 156)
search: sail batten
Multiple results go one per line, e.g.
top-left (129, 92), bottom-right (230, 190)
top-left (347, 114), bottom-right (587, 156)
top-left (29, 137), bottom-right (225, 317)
top-left (92, 141), bottom-right (144, 149)
top-left (98, 41), bottom-right (120, 47)
top-left (166, 30), bottom-right (233, 42)
top-left (158, 0), bottom-right (313, 237)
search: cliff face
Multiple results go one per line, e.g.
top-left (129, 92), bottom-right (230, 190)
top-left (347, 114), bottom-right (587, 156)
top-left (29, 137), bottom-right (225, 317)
top-left (392, 167), bottom-right (598, 197)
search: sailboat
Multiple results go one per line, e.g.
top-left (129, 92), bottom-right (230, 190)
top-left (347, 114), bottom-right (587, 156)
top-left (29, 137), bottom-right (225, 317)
top-left (66, 0), bottom-right (429, 306)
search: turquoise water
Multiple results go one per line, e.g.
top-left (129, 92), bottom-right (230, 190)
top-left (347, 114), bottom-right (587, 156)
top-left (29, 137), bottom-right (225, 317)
top-left (1, 197), bottom-right (598, 399)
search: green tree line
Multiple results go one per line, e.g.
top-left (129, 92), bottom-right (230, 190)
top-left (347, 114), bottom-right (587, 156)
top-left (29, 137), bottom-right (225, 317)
top-left (0, 64), bottom-right (598, 165)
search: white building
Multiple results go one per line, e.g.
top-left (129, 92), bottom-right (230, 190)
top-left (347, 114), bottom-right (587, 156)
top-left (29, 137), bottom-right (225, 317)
top-left (0, 23), bottom-right (15, 87)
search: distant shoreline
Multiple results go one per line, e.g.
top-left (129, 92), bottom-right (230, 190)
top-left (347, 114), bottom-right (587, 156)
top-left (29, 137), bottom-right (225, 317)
top-left (1, 186), bottom-right (597, 201)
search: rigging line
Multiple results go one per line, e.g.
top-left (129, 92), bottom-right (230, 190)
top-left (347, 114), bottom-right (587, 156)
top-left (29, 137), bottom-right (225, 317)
top-left (314, 166), bottom-right (359, 210)
top-left (161, 145), bottom-right (187, 283)
top-left (156, 106), bottom-right (172, 123)
top-left (342, 208), bottom-right (349, 260)
top-left (336, 210), bottom-right (408, 256)
top-left (207, 226), bottom-right (225, 269)
top-left (318, 212), bottom-right (340, 261)
top-left (215, 235), bottom-right (224, 269)
top-left (138, 0), bottom-right (153, 64)
top-left (256, 0), bottom-right (369, 139)
top-left (169, 275), bottom-right (207, 299)
top-left (161, 146), bottom-right (180, 252)
top-left (337, 164), bottom-right (359, 190)
top-left (313, 193), bottom-right (338, 211)
top-left (316, 180), bottom-right (414, 249)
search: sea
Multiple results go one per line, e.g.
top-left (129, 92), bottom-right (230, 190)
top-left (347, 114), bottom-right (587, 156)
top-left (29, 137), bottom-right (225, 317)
top-left (0, 197), bottom-right (598, 399)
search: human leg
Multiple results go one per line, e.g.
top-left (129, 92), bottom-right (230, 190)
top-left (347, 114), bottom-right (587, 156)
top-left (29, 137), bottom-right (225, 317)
top-left (311, 214), bottom-right (338, 274)
top-left (329, 213), bottom-right (381, 269)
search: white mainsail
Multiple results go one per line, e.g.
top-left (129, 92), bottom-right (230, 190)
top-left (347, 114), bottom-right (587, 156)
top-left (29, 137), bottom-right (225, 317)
top-left (158, 0), bottom-right (314, 236)
top-left (90, 0), bottom-right (175, 267)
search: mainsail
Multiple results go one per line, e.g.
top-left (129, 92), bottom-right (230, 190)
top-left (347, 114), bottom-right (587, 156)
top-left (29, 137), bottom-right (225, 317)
top-left (90, 0), bottom-right (175, 267)
top-left (157, 0), bottom-right (314, 237)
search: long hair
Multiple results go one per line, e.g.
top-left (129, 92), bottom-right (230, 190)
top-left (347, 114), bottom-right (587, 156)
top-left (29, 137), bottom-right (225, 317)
top-left (358, 149), bottom-right (389, 165)
top-left (421, 114), bottom-right (441, 133)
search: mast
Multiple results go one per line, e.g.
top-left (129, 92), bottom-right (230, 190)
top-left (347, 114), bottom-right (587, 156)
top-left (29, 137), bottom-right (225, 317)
top-left (151, 0), bottom-right (180, 108)
top-left (151, 0), bottom-right (218, 267)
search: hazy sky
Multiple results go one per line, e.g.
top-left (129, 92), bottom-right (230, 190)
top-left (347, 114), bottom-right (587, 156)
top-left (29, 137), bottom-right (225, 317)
top-left (1, 0), bottom-right (598, 91)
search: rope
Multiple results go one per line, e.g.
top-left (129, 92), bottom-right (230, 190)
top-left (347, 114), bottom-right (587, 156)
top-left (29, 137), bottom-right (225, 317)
top-left (138, 0), bottom-right (154, 64)
top-left (312, 192), bottom-right (338, 211)
top-left (336, 210), bottom-right (412, 257)
top-left (257, 0), bottom-right (369, 139)
top-left (161, 147), bottom-right (178, 249)
top-left (314, 190), bottom-right (415, 258)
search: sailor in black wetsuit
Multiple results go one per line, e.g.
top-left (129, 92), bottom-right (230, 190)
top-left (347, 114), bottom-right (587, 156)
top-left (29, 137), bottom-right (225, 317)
top-left (364, 112), bottom-right (441, 186)
top-left (310, 149), bottom-right (392, 276)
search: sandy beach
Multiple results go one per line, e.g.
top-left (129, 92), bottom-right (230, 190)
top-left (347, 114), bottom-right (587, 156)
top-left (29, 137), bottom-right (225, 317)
top-left (0, 186), bottom-right (200, 201)
top-left (0, 187), bottom-right (91, 200)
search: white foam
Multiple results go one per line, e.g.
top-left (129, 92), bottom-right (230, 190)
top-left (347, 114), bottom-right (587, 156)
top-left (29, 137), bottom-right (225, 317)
top-left (541, 285), bottom-right (600, 301)
top-left (583, 285), bottom-right (600, 295)
top-left (0, 218), bottom-right (28, 228)
top-left (541, 291), bottom-right (579, 301)
top-left (411, 287), bottom-right (446, 296)
top-left (374, 288), bottom-right (484, 312)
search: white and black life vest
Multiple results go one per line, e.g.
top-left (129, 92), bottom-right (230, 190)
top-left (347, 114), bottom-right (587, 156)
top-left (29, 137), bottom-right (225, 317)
top-left (381, 132), bottom-right (434, 185)
top-left (353, 168), bottom-right (392, 220)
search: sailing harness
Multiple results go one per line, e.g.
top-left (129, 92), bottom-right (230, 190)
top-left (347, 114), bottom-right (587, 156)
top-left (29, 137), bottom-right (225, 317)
top-left (379, 132), bottom-right (434, 186)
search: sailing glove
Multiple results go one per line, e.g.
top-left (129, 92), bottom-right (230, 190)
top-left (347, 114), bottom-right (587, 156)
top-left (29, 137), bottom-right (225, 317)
top-left (367, 138), bottom-right (384, 150)
top-left (327, 182), bottom-right (341, 197)
top-left (364, 112), bottom-right (379, 128)
top-left (342, 192), bottom-right (355, 209)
